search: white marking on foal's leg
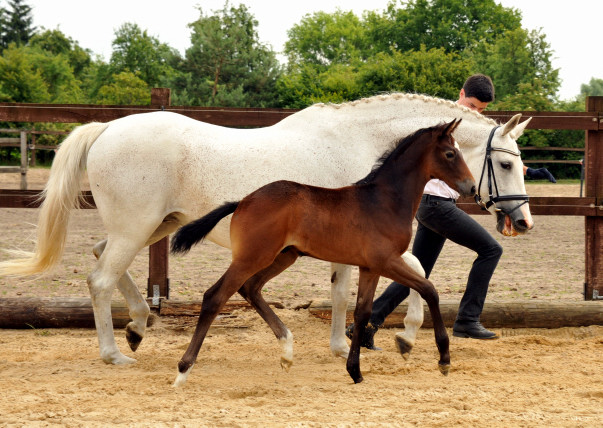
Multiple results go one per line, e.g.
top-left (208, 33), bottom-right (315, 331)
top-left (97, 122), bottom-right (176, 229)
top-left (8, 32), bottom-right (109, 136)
top-left (173, 364), bottom-right (194, 388)
top-left (329, 264), bottom-right (352, 358)
top-left (279, 329), bottom-right (294, 371)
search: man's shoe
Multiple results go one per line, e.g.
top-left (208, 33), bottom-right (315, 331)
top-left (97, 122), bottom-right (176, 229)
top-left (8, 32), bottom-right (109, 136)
top-left (452, 321), bottom-right (499, 339)
top-left (345, 323), bottom-right (382, 350)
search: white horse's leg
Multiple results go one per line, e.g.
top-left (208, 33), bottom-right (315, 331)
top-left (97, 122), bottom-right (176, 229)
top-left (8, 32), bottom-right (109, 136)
top-left (93, 239), bottom-right (150, 352)
top-left (88, 236), bottom-right (147, 365)
top-left (330, 263), bottom-right (352, 358)
top-left (394, 252), bottom-right (425, 359)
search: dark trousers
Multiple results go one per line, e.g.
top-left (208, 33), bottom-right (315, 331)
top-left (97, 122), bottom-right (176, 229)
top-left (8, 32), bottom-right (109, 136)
top-left (370, 195), bottom-right (503, 326)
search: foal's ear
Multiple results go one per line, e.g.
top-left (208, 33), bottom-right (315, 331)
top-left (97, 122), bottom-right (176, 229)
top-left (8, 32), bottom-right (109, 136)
top-left (443, 118), bottom-right (462, 137)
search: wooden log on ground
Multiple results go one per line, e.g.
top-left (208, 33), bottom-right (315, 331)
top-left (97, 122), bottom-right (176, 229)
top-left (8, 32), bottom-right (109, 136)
top-left (0, 297), bottom-right (156, 329)
top-left (308, 299), bottom-right (603, 329)
top-left (159, 299), bottom-right (284, 317)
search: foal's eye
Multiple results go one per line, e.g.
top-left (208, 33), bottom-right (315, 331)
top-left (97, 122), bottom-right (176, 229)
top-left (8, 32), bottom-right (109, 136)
top-left (445, 151), bottom-right (455, 159)
top-left (500, 162), bottom-right (512, 170)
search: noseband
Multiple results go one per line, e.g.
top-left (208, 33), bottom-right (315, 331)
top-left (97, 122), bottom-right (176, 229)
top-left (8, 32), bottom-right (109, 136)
top-left (475, 126), bottom-right (530, 214)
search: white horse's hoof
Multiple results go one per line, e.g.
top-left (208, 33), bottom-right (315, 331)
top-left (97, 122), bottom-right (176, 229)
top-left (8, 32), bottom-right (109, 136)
top-left (331, 349), bottom-right (349, 359)
top-left (330, 342), bottom-right (350, 359)
top-left (125, 322), bottom-right (145, 352)
top-left (173, 366), bottom-right (193, 387)
top-left (394, 333), bottom-right (414, 360)
top-left (101, 352), bottom-right (136, 365)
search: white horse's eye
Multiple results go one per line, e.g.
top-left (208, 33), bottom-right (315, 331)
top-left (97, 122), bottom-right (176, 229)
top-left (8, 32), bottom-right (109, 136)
top-left (500, 162), bottom-right (512, 170)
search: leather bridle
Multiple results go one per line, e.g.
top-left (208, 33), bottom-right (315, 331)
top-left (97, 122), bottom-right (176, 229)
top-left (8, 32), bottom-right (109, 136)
top-left (474, 126), bottom-right (530, 214)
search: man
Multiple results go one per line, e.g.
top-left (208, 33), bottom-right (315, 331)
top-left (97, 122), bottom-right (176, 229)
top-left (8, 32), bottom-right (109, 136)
top-left (346, 74), bottom-right (555, 348)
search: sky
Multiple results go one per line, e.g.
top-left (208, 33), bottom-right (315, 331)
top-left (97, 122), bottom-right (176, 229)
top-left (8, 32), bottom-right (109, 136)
top-left (25, 0), bottom-right (602, 100)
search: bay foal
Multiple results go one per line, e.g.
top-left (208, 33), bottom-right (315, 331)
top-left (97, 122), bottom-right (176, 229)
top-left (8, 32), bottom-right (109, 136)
top-left (171, 119), bottom-right (476, 385)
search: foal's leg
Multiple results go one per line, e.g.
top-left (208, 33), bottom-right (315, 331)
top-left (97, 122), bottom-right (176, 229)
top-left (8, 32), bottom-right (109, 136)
top-left (329, 263), bottom-right (353, 358)
top-left (173, 263), bottom-right (256, 387)
top-left (346, 268), bottom-right (380, 384)
top-left (238, 249), bottom-right (300, 370)
top-left (93, 239), bottom-right (150, 352)
top-left (382, 258), bottom-right (450, 375)
top-left (395, 252), bottom-right (425, 359)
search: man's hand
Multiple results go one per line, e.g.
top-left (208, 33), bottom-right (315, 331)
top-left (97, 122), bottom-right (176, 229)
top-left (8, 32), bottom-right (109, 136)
top-left (526, 167), bottom-right (556, 183)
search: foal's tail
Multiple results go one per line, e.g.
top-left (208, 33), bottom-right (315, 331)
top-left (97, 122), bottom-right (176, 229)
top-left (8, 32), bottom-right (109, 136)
top-left (0, 122), bottom-right (109, 276)
top-left (171, 201), bottom-right (240, 255)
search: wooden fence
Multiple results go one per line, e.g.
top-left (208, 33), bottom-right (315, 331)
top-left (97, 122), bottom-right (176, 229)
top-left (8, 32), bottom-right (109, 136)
top-left (1, 89), bottom-right (601, 301)
top-left (0, 130), bottom-right (27, 189)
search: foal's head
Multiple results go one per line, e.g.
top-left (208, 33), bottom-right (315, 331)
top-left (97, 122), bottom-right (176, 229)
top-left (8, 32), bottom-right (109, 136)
top-left (420, 119), bottom-right (476, 197)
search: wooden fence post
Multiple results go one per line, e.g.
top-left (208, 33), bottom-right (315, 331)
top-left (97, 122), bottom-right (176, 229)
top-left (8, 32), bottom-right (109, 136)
top-left (147, 88), bottom-right (171, 301)
top-left (19, 131), bottom-right (27, 190)
top-left (584, 96), bottom-right (603, 300)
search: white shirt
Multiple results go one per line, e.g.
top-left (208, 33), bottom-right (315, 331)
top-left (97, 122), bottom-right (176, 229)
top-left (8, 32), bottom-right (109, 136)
top-left (423, 179), bottom-right (460, 199)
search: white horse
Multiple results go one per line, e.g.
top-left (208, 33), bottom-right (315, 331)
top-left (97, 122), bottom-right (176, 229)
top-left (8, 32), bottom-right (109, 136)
top-left (0, 94), bottom-right (533, 366)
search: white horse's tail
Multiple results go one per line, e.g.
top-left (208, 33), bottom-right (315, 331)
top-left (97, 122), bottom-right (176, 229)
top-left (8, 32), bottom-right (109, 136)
top-left (0, 122), bottom-right (109, 276)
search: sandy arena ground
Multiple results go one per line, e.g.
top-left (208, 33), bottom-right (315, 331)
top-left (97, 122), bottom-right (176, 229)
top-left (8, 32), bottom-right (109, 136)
top-left (0, 169), bottom-right (601, 427)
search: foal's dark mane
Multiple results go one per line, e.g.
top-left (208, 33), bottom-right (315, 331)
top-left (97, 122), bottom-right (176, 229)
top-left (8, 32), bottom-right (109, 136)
top-left (355, 124), bottom-right (440, 185)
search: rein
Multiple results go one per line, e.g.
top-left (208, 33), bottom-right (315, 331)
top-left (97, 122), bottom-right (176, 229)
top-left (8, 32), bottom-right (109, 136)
top-left (475, 126), bottom-right (529, 214)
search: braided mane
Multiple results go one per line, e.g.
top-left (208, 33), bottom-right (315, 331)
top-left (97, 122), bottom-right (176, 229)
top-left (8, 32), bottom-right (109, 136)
top-left (314, 93), bottom-right (497, 126)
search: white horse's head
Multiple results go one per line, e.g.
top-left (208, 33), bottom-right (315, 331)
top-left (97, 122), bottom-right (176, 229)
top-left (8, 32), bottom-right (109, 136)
top-left (474, 113), bottom-right (534, 236)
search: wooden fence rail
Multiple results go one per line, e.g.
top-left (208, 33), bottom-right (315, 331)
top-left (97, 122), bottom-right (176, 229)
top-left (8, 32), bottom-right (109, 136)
top-left (1, 89), bottom-right (602, 301)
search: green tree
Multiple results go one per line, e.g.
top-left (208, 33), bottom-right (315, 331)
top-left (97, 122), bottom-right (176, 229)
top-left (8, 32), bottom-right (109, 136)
top-left (372, 0), bottom-right (522, 54)
top-left (284, 10), bottom-right (369, 68)
top-left (358, 46), bottom-right (472, 99)
top-left (29, 28), bottom-right (92, 79)
top-left (0, 39), bottom-right (85, 104)
top-left (470, 28), bottom-right (560, 103)
top-left (280, 0), bottom-right (557, 106)
top-left (109, 23), bottom-right (180, 87)
top-left (277, 63), bottom-right (363, 108)
top-left (183, 2), bottom-right (281, 107)
top-left (96, 71), bottom-right (150, 105)
top-left (0, 45), bottom-right (49, 102)
top-left (580, 77), bottom-right (603, 96)
top-left (277, 46), bottom-right (472, 108)
top-left (0, 6), bottom-right (5, 49)
top-left (0, 0), bottom-right (36, 49)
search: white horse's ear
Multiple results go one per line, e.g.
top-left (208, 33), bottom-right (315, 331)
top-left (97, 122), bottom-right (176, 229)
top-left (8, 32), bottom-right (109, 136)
top-left (509, 116), bottom-right (532, 140)
top-left (501, 114), bottom-right (532, 139)
top-left (501, 114), bottom-right (521, 137)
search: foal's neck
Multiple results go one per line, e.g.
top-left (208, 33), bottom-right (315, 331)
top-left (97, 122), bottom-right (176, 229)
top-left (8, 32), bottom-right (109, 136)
top-left (367, 152), bottom-right (432, 219)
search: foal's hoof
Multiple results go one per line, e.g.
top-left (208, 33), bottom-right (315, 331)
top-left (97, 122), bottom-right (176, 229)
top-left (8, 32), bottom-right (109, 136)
top-left (394, 333), bottom-right (413, 360)
top-left (173, 365), bottom-right (194, 388)
top-left (280, 357), bottom-right (293, 372)
top-left (438, 363), bottom-right (450, 376)
top-left (346, 365), bottom-right (363, 384)
top-left (125, 324), bottom-right (143, 352)
top-left (352, 374), bottom-right (364, 384)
